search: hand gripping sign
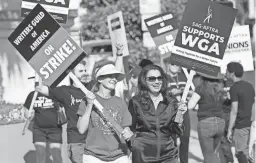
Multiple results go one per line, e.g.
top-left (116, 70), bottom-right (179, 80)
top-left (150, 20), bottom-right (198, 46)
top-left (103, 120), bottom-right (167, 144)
top-left (22, 73), bottom-right (40, 135)
top-left (8, 4), bottom-right (126, 138)
top-left (170, 0), bottom-right (237, 77)
top-left (170, 0), bottom-right (237, 124)
top-left (107, 11), bottom-right (129, 57)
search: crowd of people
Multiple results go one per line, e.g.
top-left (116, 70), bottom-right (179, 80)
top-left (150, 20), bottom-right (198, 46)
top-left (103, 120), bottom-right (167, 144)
top-left (23, 44), bottom-right (255, 163)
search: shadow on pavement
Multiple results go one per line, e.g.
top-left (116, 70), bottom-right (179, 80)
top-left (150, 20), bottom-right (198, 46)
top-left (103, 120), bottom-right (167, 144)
top-left (23, 150), bottom-right (53, 163)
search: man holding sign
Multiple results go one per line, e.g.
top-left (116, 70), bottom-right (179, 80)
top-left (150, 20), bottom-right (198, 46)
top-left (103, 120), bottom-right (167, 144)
top-left (8, 4), bottom-right (94, 163)
top-left (36, 61), bottom-right (95, 163)
top-left (24, 78), bottom-right (63, 163)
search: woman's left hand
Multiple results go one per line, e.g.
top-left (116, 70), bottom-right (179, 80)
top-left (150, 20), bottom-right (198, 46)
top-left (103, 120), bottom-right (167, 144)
top-left (122, 127), bottom-right (133, 140)
top-left (178, 101), bottom-right (187, 113)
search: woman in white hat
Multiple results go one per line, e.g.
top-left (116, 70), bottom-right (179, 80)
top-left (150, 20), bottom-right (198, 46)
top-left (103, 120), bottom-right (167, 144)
top-left (77, 62), bottom-right (133, 163)
top-left (188, 72), bottom-right (226, 163)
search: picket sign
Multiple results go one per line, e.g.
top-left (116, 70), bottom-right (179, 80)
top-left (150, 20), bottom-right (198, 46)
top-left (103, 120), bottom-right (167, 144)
top-left (181, 70), bottom-right (196, 102)
top-left (68, 72), bottom-right (124, 135)
top-left (22, 73), bottom-right (40, 135)
top-left (182, 67), bottom-right (195, 91)
top-left (174, 70), bottom-right (196, 123)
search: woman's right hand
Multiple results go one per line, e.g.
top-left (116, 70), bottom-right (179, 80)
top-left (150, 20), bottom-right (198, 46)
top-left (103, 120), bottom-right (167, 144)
top-left (25, 109), bottom-right (35, 119)
top-left (85, 91), bottom-right (96, 105)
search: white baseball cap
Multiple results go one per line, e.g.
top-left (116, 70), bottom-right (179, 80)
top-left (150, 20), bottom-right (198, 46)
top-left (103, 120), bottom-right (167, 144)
top-left (95, 64), bottom-right (125, 81)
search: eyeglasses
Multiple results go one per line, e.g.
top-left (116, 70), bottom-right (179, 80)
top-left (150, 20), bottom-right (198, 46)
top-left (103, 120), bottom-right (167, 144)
top-left (102, 74), bottom-right (118, 79)
top-left (146, 76), bottom-right (163, 82)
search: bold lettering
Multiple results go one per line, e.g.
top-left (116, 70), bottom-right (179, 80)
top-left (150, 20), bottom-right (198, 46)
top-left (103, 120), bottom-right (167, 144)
top-left (193, 29), bottom-right (199, 35)
top-left (198, 31), bottom-right (204, 36)
top-left (182, 33), bottom-right (199, 47)
top-left (56, 48), bottom-right (68, 58)
top-left (48, 57), bottom-right (60, 70)
top-left (43, 62), bottom-right (53, 74)
top-left (198, 39), bottom-right (209, 51)
top-left (183, 26), bottom-right (188, 32)
top-left (62, 43), bottom-right (73, 55)
top-left (208, 43), bottom-right (219, 55)
top-left (40, 67), bottom-right (49, 79)
top-left (53, 53), bottom-right (63, 63)
top-left (244, 41), bottom-right (249, 47)
top-left (209, 34), bottom-right (215, 41)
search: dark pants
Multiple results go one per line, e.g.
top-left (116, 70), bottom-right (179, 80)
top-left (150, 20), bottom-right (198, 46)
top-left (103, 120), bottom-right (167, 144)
top-left (179, 110), bottom-right (190, 163)
top-left (198, 117), bottom-right (225, 163)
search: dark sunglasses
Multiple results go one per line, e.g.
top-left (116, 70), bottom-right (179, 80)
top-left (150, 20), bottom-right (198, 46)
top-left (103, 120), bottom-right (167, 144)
top-left (146, 76), bottom-right (163, 82)
top-left (101, 74), bottom-right (118, 79)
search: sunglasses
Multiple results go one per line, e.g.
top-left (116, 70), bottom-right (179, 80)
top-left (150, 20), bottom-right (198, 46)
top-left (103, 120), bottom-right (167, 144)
top-left (101, 74), bottom-right (118, 79)
top-left (146, 76), bottom-right (163, 82)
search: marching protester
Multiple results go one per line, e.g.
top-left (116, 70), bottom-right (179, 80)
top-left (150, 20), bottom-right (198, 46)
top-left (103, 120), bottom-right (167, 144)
top-left (128, 64), bottom-right (186, 163)
top-left (219, 78), bottom-right (234, 163)
top-left (35, 60), bottom-right (94, 163)
top-left (163, 58), bottom-right (191, 163)
top-left (225, 62), bottom-right (255, 163)
top-left (127, 65), bottom-right (142, 98)
top-left (77, 62), bottom-right (133, 163)
top-left (138, 59), bottom-right (154, 68)
top-left (249, 104), bottom-right (255, 162)
top-left (24, 78), bottom-right (63, 163)
top-left (188, 72), bottom-right (226, 163)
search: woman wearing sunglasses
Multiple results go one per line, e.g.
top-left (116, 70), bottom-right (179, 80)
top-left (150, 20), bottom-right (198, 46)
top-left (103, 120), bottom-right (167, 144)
top-left (128, 64), bottom-right (184, 163)
top-left (77, 62), bottom-right (133, 163)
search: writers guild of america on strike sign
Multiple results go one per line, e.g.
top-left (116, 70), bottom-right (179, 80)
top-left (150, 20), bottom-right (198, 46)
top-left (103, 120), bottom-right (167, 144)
top-left (8, 4), bottom-right (86, 87)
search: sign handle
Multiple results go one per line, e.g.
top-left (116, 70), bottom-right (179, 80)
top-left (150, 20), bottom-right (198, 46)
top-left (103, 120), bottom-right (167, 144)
top-left (175, 70), bottom-right (196, 124)
top-left (181, 70), bottom-right (196, 101)
top-left (182, 67), bottom-right (195, 91)
top-left (22, 73), bottom-right (40, 135)
top-left (68, 72), bottom-right (124, 134)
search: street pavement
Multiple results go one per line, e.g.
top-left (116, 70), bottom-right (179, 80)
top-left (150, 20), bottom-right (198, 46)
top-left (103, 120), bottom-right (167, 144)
top-left (0, 110), bottom-right (235, 163)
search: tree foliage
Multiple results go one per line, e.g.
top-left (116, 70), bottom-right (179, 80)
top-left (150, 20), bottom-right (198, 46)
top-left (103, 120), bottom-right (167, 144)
top-left (80, 0), bottom-right (187, 65)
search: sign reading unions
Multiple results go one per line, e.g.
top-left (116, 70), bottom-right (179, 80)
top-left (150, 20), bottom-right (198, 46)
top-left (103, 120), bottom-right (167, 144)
top-left (221, 25), bottom-right (254, 73)
top-left (170, 0), bottom-right (237, 77)
top-left (8, 4), bottom-right (85, 87)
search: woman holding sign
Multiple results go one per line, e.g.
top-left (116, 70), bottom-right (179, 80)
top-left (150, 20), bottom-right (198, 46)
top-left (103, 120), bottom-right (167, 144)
top-left (188, 72), bottom-right (226, 163)
top-left (77, 61), bottom-right (133, 163)
top-left (128, 64), bottom-right (185, 163)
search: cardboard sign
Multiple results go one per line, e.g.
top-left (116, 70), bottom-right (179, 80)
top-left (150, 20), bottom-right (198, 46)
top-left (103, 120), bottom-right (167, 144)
top-left (139, 0), bottom-right (161, 14)
top-left (141, 14), bottom-right (158, 31)
top-left (170, 0), bottom-right (237, 77)
top-left (221, 25), bottom-right (254, 73)
top-left (143, 32), bottom-right (156, 48)
top-left (107, 11), bottom-right (129, 57)
top-left (8, 4), bottom-right (85, 87)
top-left (21, 0), bottom-right (70, 24)
top-left (145, 12), bottom-right (179, 55)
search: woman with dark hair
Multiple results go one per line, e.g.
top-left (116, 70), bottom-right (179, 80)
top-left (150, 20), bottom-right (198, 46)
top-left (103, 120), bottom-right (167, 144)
top-left (188, 72), bottom-right (226, 163)
top-left (128, 64), bottom-right (185, 163)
